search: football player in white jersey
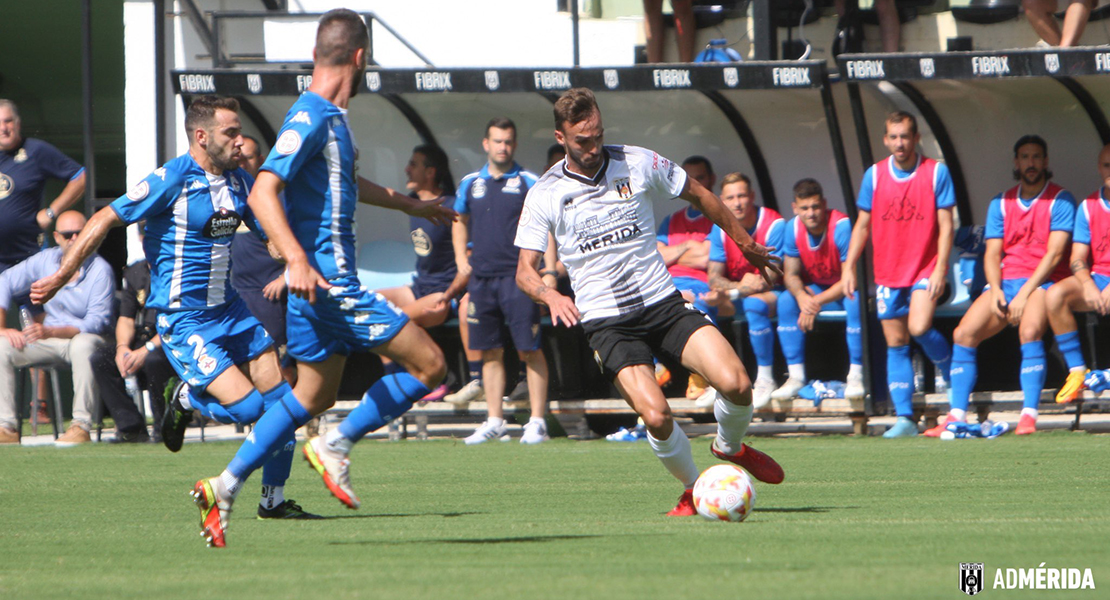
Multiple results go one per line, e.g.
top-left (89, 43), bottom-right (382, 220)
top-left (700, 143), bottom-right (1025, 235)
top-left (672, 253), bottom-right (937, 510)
top-left (514, 88), bottom-right (786, 515)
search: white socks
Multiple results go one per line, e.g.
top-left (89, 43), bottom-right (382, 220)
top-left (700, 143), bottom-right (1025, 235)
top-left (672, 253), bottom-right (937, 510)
top-left (787, 364), bottom-right (806, 382)
top-left (848, 363), bottom-right (863, 381)
top-left (487, 416), bottom-right (506, 428)
top-left (647, 424), bottom-right (699, 489)
top-left (757, 365), bottom-right (773, 382)
top-left (714, 396), bottom-right (753, 455)
top-left (260, 485), bottom-right (284, 510)
top-left (218, 470), bottom-right (242, 500)
top-left (1021, 407), bottom-right (1038, 419)
top-left (948, 408), bottom-right (967, 422)
top-left (325, 429), bottom-right (354, 455)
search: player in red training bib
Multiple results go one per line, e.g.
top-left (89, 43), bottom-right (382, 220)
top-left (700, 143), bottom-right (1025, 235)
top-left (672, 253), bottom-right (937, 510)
top-left (928, 135), bottom-right (1074, 437)
top-left (842, 112), bottom-right (956, 438)
top-left (1045, 144), bottom-right (1110, 404)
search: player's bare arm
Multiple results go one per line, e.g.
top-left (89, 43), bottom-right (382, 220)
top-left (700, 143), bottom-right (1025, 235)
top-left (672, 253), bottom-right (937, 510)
top-left (841, 209), bottom-right (871, 299)
top-left (1009, 229), bottom-right (1069, 325)
top-left (517, 248), bottom-right (579, 327)
top-left (1068, 243), bottom-right (1107, 314)
top-left (680, 176), bottom-right (782, 284)
top-left (248, 170), bottom-right (330, 304)
top-left (357, 176), bottom-right (456, 227)
top-left (29, 206), bottom-right (120, 305)
top-left (928, 206), bottom-right (955, 300)
top-left (983, 237), bottom-right (1008, 319)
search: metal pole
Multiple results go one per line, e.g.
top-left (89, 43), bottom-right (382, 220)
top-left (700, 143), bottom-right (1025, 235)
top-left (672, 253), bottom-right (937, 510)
top-left (81, 0), bottom-right (96, 212)
top-left (154, 0), bottom-right (167, 165)
top-left (751, 0), bottom-right (776, 61)
top-left (821, 76), bottom-right (875, 420)
top-left (571, 0), bottom-right (580, 67)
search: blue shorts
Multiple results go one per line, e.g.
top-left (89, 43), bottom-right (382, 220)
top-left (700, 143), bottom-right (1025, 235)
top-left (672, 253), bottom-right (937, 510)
top-left (986, 278), bottom-right (1053, 303)
top-left (287, 276), bottom-right (410, 363)
top-left (876, 279), bottom-right (930, 320)
top-left (468, 274), bottom-right (541, 352)
top-left (157, 297), bottom-right (274, 391)
top-left (671, 276), bottom-right (716, 323)
top-left (1093, 273), bottom-right (1110, 291)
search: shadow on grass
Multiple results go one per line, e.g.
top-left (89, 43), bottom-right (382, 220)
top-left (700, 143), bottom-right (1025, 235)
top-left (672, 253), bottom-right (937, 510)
top-left (757, 506), bottom-right (859, 513)
top-left (319, 511), bottom-right (485, 520)
top-left (330, 533), bottom-right (622, 546)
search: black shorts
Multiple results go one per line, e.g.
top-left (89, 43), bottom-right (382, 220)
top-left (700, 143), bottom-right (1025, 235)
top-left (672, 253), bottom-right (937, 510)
top-left (582, 292), bottom-right (714, 381)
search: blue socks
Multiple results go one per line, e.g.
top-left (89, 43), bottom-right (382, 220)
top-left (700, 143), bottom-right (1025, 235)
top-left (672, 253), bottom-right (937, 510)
top-left (1020, 341), bottom-right (1046, 410)
top-left (260, 383), bottom-right (298, 488)
top-left (775, 292), bottom-right (805, 365)
top-left (190, 388), bottom-right (264, 424)
top-left (338, 373), bottom-right (429, 442)
top-left (887, 344), bottom-right (914, 417)
top-left (468, 360), bottom-right (482, 383)
top-left (949, 344), bottom-right (977, 412)
top-left (227, 383), bottom-right (312, 481)
top-left (844, 292), bottom-right (863, 366)
top-left (743, 296), bottom-right (774, 368)
top-left (1055, 331), bottom-right (1085, 371)
top-left (913, 327), bottom-right (951, 384)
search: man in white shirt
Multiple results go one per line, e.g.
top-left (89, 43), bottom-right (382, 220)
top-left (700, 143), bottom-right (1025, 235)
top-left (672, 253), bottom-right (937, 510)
top-left (514, 88), bottom-right (786, 516)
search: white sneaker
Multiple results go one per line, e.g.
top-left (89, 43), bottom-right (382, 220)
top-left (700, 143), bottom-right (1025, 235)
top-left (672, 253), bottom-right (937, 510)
top-left (445, 380), bottom-right (484, 406)
top-left (520, 419), bottom-right (549, 444)
top-left (752, 377), bottom-right (775, 410)
top-left (694, 387), bottom-right (718, 408)
top-left (934, 374), bottom-right (949, 394)
top-left (464, 419), bottom-right (509, 445)
top-left (303, 436), bottom-right (360, 509)
top-left (771, 377), bottom-right (806, 401)
top-left (844, 375), bottom-right (865, 400)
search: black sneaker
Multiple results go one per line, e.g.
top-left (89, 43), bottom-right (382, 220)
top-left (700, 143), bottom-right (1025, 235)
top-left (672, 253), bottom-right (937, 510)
top-left (109, 429), bottom-right (151, 444)
top-left (161, 379), bottom-right (193, 453)
top-left (257, 500), bottom-right (323, 520)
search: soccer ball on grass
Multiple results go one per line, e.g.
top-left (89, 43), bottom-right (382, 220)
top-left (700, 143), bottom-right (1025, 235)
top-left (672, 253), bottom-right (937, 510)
top-left (692, 464), bottom-right (756, 522)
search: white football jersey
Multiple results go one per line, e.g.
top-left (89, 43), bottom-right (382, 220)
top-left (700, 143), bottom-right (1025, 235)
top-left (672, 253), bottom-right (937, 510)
top-left (515, 145), bottom-right (687, 321)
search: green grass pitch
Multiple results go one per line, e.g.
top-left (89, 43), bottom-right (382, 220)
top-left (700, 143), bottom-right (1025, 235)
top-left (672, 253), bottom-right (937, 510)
top-left (1, 432), bottom-right (1107, 599)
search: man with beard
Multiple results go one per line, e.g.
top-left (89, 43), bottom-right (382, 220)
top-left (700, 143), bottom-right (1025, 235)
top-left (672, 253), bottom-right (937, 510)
top-left (1047, 144), bottom-right (1110, 404)
top-left (925, 135), bottom-right (1075, 437)
top-left (243, 9), bottom-right (454, 525)
top-left (33, 95), bottom-right (319, 547)
top-left (842, 112), bottom-right (956, 438)
top-left (515, 88), bottom-right (784, 516)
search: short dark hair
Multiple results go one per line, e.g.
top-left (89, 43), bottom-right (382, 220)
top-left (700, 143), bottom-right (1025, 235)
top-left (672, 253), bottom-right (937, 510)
top-left (485, 117), bottom-right (516, 139)
top-left (184, 96), bottom-right (239, 136)
top-left (681, 156), bottom-right (714, 175)
top-left (315, 9), bottom-right (369, 67)
top-left (793, 178), bottom-right (824, 200)
top-left (553, 88), bottom-right (598, 130)
top-left (1013, 134), bottom-right (1048, 157)
top-left (885, 111), bottom-right (918, 136)
top-left (413, 143), bottom-right (455, 196)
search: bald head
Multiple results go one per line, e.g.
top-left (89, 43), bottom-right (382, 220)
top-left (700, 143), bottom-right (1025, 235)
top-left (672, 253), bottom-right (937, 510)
top-left (53, 211), bottom-right (87, 250)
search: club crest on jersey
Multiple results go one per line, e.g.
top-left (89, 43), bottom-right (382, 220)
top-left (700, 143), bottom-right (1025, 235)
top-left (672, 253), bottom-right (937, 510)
top-left (276, 130), bottom-right (301, 155)
top-left (126, 180), bottom-right (149, 201)
top-left (411, 228), bottom-right (432, 257)
top-left (196, 353), bottom-right (217, 375)
top-left (14, 148), bottom-right (28, 163)
top-left (613, 177), bottom-right (633, 200)
top-left (504, 176), bottom-right (522, 194)
top-left (202, 208), bottom-right (242, 239)
top-left (0, 173), bottom-right (14, 200)
top-left (471, 178), bottom-right (487, 199)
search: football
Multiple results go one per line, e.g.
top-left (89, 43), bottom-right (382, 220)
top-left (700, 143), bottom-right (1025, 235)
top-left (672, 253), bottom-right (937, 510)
top-left (693, 464), bottom-right (756, 522)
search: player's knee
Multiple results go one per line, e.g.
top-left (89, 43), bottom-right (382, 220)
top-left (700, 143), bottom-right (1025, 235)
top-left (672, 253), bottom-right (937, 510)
top-left (907, 320), bottom-right (931, 339)
top-left (224, 389), bottom-right (266, 423)
top-left (953, 325), bottom-right (975, 347)
top-left (1045, 284), bottom-right (1066, 311)
top-left (709, 366), bottom-right (746, 398)
top-left (1018, 324), bottom-right (1044, 345)
top-left (639, 405), bottom-right (673, 430)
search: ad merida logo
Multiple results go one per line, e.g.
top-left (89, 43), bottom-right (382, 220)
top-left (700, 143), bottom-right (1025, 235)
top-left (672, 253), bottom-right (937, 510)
top-left (203, 209), bottom-right (242, 239)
